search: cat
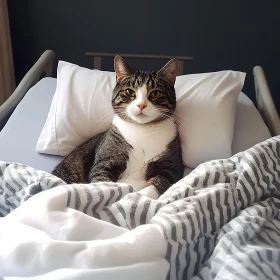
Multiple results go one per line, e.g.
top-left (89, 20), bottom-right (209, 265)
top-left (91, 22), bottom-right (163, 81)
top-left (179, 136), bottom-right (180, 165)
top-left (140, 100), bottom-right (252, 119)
top-left (52, 56), bottom-right (184, 199)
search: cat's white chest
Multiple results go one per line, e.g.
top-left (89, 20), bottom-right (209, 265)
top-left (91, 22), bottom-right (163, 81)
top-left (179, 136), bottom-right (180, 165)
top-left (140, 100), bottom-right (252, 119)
top-left (113, 116), bottom-right (176, 191)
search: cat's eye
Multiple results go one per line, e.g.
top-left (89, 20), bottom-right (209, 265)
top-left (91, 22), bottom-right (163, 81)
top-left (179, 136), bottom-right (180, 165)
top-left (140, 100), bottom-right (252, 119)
top-left (150, 91), bottom-right (161, 99)
top-left (125, 89), bottom-right (136, 97)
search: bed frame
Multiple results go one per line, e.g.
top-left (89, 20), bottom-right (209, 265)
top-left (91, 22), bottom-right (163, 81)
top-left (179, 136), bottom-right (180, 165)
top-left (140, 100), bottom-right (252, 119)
top-left (0, 50), bottom-right (55, 130)
top-left (253, 66), bottom-right (280, 136)
top-left (1, 50), bottom-right (279, 135)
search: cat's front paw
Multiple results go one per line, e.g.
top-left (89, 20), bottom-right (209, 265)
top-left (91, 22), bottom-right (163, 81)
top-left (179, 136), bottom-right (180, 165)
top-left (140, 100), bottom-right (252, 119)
top-left (138, 185), bottom-right (159, 200)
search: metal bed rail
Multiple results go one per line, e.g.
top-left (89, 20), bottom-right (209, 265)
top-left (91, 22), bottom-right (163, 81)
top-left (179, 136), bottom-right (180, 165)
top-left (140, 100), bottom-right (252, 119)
top-left (253, 66), bottom-right (280, 136)
top-left (0, 50), bottom-right (55, 130)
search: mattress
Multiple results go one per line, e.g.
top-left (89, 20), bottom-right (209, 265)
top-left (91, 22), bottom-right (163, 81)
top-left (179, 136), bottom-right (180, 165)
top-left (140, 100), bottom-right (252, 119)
top-left (0, 78), bottom-right (271, 174)
top-left (0, 78), bottom-right (63, 173)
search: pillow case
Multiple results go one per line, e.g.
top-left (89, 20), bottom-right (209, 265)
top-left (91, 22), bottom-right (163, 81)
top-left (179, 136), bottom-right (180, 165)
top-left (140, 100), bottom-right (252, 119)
top-left (36, 61), bottom-right (246, 168)
top-left (175, 71), bottom-right (246, 167)
top-left (36, 61), bottom-right (116, 156)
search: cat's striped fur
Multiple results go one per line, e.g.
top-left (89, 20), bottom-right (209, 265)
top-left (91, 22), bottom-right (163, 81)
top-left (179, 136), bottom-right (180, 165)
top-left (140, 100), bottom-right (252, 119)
top-left (53, 56), bottom-right (184, 197)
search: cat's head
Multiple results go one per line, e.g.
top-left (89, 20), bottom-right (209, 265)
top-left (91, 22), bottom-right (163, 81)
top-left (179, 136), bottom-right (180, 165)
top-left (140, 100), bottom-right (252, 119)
top-left (112, 56), bottom-right (177, 124)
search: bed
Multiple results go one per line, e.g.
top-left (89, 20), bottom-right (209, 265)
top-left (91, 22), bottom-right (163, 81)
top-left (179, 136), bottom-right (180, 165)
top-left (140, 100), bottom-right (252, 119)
top-left (0, 50), bottom-right (280, 280)
top-left (0, 50), bottom-right (278, 173)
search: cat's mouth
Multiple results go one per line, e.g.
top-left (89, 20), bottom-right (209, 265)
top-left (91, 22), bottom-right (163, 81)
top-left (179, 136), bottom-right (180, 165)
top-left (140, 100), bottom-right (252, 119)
top-left (127, 112), bottom-right (150, 124)
top-left (134, 110), bottom-right (149, 118)
top-left (126, 108), bottom-right (160, 124)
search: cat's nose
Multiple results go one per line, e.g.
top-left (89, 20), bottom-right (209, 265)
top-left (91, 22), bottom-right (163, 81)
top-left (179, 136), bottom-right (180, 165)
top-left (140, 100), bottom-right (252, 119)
top-left (137, 104), bottom-right (147, 111)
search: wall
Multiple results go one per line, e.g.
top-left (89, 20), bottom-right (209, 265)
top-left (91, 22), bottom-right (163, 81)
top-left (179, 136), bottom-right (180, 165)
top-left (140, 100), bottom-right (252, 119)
top-left (8, 0), bottom-right (280, 109)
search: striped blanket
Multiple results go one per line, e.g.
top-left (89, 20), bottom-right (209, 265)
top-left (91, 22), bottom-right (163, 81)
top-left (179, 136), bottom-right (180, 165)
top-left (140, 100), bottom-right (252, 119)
top-left (0, 136), bottom-right (280, 280)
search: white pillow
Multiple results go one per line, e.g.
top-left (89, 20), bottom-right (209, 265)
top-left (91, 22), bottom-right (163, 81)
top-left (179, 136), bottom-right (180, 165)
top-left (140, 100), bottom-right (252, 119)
top-left (175, 71), bottom-right (246, 167)
top-left (36, 61), bottom-right (246, 168)
top-left (36, 61), bottom-right (116, 156)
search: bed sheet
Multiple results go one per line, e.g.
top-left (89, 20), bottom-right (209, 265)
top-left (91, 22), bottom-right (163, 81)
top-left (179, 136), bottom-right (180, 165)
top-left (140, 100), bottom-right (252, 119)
top-left (0, 78), bottom-right (63, 173)
top-left (0, 77), bottom-right (271, 174)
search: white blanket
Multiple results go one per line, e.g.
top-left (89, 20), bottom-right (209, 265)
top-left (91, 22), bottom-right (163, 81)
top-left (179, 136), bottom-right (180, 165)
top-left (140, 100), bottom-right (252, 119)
top-left (0, 182), bottom-right (168, 280)
top-left (1, 136), bottom-right (280, 280)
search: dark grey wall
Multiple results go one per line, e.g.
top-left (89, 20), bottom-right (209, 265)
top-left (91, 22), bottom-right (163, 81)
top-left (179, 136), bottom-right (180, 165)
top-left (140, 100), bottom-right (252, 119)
top-left (8, 0), bottom-right (280, 110)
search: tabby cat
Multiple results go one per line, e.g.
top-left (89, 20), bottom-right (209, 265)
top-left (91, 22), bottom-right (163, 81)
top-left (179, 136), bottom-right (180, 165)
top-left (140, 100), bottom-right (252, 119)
top-left (52, 56), bottom-right (184, 199)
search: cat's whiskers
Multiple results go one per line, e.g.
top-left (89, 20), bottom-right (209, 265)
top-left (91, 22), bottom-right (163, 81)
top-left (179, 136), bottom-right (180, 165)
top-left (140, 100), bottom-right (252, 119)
top-left (159, 109), bottom-right (187, 129)
top-left (159, 108), bottom-right (183, 120)
top-left (96, 112), bottom-right (115, 123)
top-left (156, 117), bottom-right (179, 134)
top-left (116, 111), bottom-right (130, 122)
top-left (149, 109), bottom-right (174, 125)
top-left (149, 108), bottom-right (172, 119)
top-left (96, 113), bottom-right (116, 131)
top-left (159, 113), bottom-right (186, 134)
top-left (167, 116), bottom-right (186, 131)
top-left (170, 112), bottom-right (186, 123)
top-left (96, 109), bottom-right (131, 131)
top-left (96, 120), bottom-right (113, 132)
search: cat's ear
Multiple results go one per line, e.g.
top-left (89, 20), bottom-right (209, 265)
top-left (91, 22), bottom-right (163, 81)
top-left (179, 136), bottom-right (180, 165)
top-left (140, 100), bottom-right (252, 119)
top-left (157, 58), bottom-right (178, 85)
top-left (114, 56), bottom-right (134, 83)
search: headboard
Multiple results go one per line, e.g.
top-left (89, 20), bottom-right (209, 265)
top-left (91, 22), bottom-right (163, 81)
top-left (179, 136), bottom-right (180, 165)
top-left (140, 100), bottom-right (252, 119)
top-left (85, 52), bottom-right (193, 75)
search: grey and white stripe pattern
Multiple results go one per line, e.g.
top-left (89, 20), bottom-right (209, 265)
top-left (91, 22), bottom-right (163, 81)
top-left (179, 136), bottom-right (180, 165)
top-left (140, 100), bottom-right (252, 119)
top-left (0, 162), bottom-right (65, 216)
top-left (1, 136), bottom-right (280, 279)
top-left (192, 197), bottom-right (280, 280)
